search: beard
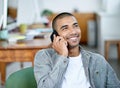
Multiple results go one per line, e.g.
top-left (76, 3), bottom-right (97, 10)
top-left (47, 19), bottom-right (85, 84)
top-left (67, 43), bottom-right (79, 49)
top-left (65, 33), bottom-right (81, 49)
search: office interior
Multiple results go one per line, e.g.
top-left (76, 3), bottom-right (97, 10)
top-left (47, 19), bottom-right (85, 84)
top-left (0, 0), bottom-right (120, 87)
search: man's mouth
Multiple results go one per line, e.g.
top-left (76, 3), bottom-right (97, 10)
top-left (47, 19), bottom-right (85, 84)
top-left (67, 35), bottom-right (79, 42)
top-left (69, 37), bottom-right (78, 41)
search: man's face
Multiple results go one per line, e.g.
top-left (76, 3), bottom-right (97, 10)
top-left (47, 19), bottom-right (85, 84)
top-left (56, 16), bottom-right (81, 48)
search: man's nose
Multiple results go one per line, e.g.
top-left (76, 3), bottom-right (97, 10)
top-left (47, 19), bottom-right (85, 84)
top-left (69, 27), bottom-right (77, 34)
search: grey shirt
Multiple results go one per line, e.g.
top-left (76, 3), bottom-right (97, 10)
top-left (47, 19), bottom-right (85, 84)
top-left (34, 47), bottom-right (120, 88)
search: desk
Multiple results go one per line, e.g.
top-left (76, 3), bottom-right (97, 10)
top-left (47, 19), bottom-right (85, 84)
top-left (0, 33), bottom-right (51, 84)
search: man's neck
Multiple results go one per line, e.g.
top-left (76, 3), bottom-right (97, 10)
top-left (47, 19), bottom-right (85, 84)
top-left (68, 46), bottom-right (80, 57)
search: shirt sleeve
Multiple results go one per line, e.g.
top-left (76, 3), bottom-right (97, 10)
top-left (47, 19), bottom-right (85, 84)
top-left (106, 62), bottom-right (120, 88)
top-left (34, 49), bottom-right (69, 88)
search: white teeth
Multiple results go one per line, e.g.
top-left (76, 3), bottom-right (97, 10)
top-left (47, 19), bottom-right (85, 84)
top-left (69, 37), bottom-right (77, 40)
top-left (70, 37), bottom-right (76, 40)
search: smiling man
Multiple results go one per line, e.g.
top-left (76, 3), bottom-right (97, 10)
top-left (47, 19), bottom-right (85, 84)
top-left (34, 12), bottom-right (120, 88)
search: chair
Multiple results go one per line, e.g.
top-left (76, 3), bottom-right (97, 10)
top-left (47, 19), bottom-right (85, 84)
top-left (5, 67), bottom-right (37, 88)
top-left (104, 40), bottom-right (120, 60)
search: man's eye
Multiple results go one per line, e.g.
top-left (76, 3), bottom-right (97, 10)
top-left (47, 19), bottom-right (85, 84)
top-left (62, 27), bottom-right (67, 30)
top-left (74, 24), bottom-right (79, 27)
top-left (73, 24), bottom-right (79, 29)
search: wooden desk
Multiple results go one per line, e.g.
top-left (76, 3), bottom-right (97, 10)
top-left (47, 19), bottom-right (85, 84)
top-left (0, 33), bottom-right (51, 84)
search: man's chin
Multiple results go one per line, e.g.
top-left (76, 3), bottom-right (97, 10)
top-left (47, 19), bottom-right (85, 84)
top-left (67, 43), bottom-right (79, 49)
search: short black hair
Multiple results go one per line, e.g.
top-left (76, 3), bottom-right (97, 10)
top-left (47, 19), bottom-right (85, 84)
top-left (52, 12), bottom-right (74, 31)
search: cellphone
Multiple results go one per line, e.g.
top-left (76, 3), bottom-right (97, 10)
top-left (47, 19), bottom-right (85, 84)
top-left (50, 30), bottom-right (59, 42)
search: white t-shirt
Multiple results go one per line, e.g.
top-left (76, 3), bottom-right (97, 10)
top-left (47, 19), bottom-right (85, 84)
top-left (61, 53), bottom-right (91, 88)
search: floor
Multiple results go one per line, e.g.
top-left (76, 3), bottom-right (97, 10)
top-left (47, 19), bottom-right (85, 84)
top-left (0, 45), bottom-right (120, 88)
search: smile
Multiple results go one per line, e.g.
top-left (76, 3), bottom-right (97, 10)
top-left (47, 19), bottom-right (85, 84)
top-left (68, 36), bottom-right (79, 42)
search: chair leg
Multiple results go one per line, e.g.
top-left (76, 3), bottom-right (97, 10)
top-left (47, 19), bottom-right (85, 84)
top-left (0, 62), bottom-right (6, 85)
top-left (32, 61), bottom-right (34, 67)
top-left (105, 41), bottom-right (109, 60)
top-left (20, 62), bottom-right (24, 68)
top-left (118, 43), bottom-right (120, 60)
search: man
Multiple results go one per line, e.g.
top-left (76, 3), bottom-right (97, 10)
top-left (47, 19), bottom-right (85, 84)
top-left (34, 12), bottom-right (120, 88)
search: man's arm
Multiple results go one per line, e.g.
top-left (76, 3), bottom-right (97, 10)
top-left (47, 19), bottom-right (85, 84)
top-left (106, 63), bottom-right (120, 88)
top-left (34, 49), bottom-right (69, 88)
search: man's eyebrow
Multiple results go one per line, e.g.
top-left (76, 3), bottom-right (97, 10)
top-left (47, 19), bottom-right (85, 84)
top-left (60, 25), bottom-right (67, 29)
top-left (73, 22), bottom-right (78, 25)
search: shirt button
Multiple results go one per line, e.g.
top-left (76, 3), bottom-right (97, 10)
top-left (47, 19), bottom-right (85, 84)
top-left (64, 60), bottom-right (67, 63)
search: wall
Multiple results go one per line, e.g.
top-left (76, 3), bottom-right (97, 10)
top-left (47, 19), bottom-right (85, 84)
top-left (42, 0), bottom-right (101, 13)
top-left (8, 0), bottom-right (18, 8)
top-left (17, 0), bottom-right (44, 25)
top-left (102, 0), bottom-right (120, 14)
top-left (8, 0), bottom-right (102, 25)
top-left (8, 0), bottom-right (102, 13)
top-left (97, 13), bottom-right (120, 58)
top-left (96, 0), bottom-right (120, 58)
top-left (0, 0), bottom-right (3, 17)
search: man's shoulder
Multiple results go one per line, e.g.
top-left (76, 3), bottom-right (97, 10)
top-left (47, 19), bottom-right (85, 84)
top-left (82, 49), bottom-right (108, 68)
top-left (81, 49), bottom-right (101, 56)
top-left (37, 48), bottom-right (55, 55)
top-left (80, 46), bottom-right (103, 59)
top-left (34, 48), bottom-right (56, 61)
top-left (81, 49), bottom-right (105, 61)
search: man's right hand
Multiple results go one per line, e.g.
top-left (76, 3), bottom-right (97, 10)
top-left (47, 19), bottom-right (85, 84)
top-left (52, 35), bottom-right (68, 57)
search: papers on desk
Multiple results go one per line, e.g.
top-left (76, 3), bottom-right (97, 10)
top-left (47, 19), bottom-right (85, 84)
top-left (27, 28), bottom-right (53, 33)
top-left (26, 30), bottom-right (39, 40)
top-left (8, 34), bottom-right (26, 43)
top-left (25, 28), bottom-right (52, 40)
top-left (7, 28), bottom-right (52, 43)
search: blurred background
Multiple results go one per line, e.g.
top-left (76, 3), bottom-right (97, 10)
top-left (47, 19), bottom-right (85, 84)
top-left (0, 0), bottom-right (120, 87)
top-left (0, 0), bottom-right (120, 56)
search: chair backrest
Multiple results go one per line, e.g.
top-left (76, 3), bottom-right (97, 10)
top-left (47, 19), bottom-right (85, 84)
top-left (5, 67), bottom-right (37, 88)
